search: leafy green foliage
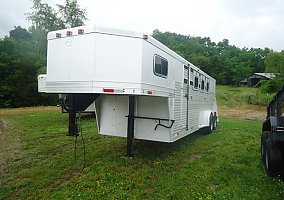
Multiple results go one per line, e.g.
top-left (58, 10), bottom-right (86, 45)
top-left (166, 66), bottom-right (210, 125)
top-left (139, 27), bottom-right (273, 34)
top-left (27, 0), bottom-right (87, 32)
top-left (216, 85), bottom-right (274, 107)
top-left (0, 0), bottom-right (88, 108)
top-left (9, 26), bottom-right (32, 41)
top-left (258, 75), bottom-right (284, 94)
top-left (265, 52), bottom-right (284, 74)
top-left (57, 0), bottom-right (87, 28)
top-left (152, 30), bottom-right (271, 85)
top-left (259, 51), bottom-right (284, 93)
top-left (27, 0), bottom-right (64, 32)
top-left (0, 28), bottom-right (57, 108)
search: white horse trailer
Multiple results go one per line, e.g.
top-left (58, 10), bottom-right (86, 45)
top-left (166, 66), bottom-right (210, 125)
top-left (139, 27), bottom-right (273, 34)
top-left (38, 25), bottom-right (218, 156)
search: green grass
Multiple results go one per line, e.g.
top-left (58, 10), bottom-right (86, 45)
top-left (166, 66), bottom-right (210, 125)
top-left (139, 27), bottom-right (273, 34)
top-left (1, 110), bottom-right (284, 199)
top-left (216, 85), bottom-right (274, 107)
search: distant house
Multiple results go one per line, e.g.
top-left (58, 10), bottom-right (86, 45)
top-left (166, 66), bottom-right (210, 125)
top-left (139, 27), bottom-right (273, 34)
top-left (240, 73), bottom-right (276, 87)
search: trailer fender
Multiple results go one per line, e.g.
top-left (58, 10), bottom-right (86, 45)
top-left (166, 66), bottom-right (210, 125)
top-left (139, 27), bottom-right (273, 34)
top-left (262, 116), bottom-right (277, 132)
top-left (199, 110), bottom-right (213, 128)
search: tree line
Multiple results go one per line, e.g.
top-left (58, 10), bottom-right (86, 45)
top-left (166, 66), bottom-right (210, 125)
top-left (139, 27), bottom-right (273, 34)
top-left (152, 30), bottom-right (284, 88)
top-left (0, 0), bottom-right (86, 107)
top-left (0, 0), bottom-right (283, 108)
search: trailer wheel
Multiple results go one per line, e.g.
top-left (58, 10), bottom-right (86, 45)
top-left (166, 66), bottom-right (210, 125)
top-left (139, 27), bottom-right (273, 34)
top-left (264, 136), bottom-right (282, 177)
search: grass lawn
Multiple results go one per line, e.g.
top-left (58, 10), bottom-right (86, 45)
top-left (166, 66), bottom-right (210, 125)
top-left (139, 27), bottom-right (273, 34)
top-left (0, 108), bottom-right (284, 199)
top-left (216, 85), bottom-right (274, 107)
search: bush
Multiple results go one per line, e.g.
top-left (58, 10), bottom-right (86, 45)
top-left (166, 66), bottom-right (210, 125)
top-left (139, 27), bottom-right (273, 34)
top-left (258, 77), bottom-right (283, 94)
top-left (216, 85), bottom-right (274, 107)
top-left (244, 93), bottom-right (274, 106)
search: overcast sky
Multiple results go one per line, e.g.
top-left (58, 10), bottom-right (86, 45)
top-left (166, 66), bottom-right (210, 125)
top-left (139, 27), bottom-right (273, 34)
top-left (0, 0), bottom-right (283, 51)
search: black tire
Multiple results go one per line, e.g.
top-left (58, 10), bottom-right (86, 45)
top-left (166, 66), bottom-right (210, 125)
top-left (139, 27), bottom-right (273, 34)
top-left (261, 131), bottom-right (268, 164)
top-left (213, 114), bottom-right (217, 130)
top-left (264, 136), bottom-right (282, 177)
top-left (207, 114), bottom-right (214, 134)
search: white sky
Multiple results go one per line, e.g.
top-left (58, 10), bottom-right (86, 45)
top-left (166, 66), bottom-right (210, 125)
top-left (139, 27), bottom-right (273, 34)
top-left (0, 0), bottom-right (284, 51)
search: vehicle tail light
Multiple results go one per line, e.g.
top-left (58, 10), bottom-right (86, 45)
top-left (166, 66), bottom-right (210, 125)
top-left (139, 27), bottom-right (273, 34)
top-left (78, 29), bottom-right (84, 34)
top-left (56, 33), bottom-right (62, 38)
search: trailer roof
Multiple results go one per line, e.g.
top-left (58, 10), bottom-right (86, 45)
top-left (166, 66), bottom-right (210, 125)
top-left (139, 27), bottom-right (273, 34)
top-left (47, 25), bottom-right (215, 82)
top-left (47, 25), bottom-right (145, 40)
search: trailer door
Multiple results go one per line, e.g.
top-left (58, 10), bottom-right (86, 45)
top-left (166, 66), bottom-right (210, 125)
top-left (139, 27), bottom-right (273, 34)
top-left (182, 65), bottom-right (189, 130)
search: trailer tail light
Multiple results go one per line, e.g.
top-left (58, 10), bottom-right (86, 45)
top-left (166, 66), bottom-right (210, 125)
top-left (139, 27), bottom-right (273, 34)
top-left (147, 91), bottom-right (153, 95)
top-left (56, 33), bottom-right (62, 38)
top-left (103, 88), bottom-right (125, 93)
top-left (78, 29), bottom-right (84, 34)
top-left (103, 88), bottom-right (114, 93)
top-left (66, 31), bottom-right (73, 37)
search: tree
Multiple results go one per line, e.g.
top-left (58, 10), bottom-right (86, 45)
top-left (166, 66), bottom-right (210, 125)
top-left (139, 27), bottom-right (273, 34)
top-left (0, 38), bottom-right (35, 107)
top-left (27, 0), bottom-right (64, 32)
top-left (27, 0), bottom-right (87, 32)
top-left (254, 51), bottom-right (284, 93)
top-left (9, 26), bottom-right (32, 41)
top-left (0, 0), bottom-right (88, 108)
top-left (25, 0), bottom-right (88, 77)
top-left (152, 30), bottom-right (269, 86)
top-left (57, 0), bottom-right (87, 27)
top-left (264, 52), bottom-right (284, 74)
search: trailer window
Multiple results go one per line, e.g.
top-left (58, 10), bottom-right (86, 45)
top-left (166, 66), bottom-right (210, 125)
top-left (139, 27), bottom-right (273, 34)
top-left (154, 55), bottom-right (168, 78)
top-left (194, 77), bottom-right (199, 89)
top-left (201, 80), bottom-right (205, 90)
top-left (206, 81), bottom-right (210, 92)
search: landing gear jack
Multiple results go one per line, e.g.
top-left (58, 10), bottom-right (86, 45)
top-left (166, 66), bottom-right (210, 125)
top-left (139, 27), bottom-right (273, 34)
top-left (126, 96), bottom-right (135, 157)
top-left (67, 106), bottom-right (79, 137)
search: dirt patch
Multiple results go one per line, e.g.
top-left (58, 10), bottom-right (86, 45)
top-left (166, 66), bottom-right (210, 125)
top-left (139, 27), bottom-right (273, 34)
top-left (0, 118), bottom-right (22, 179)
top-left (0, 107), bottom-right (61, 179)
top-left (0, 118), bottom-right (9, 144)
top-left (0, 106), bottom-right (60, 116)
top-left (218, 106), bottom-right (266, 121)
top-left (0, 119), bottom-right (6, 135)
top-left (187, 154), bottom-right (202, 161)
